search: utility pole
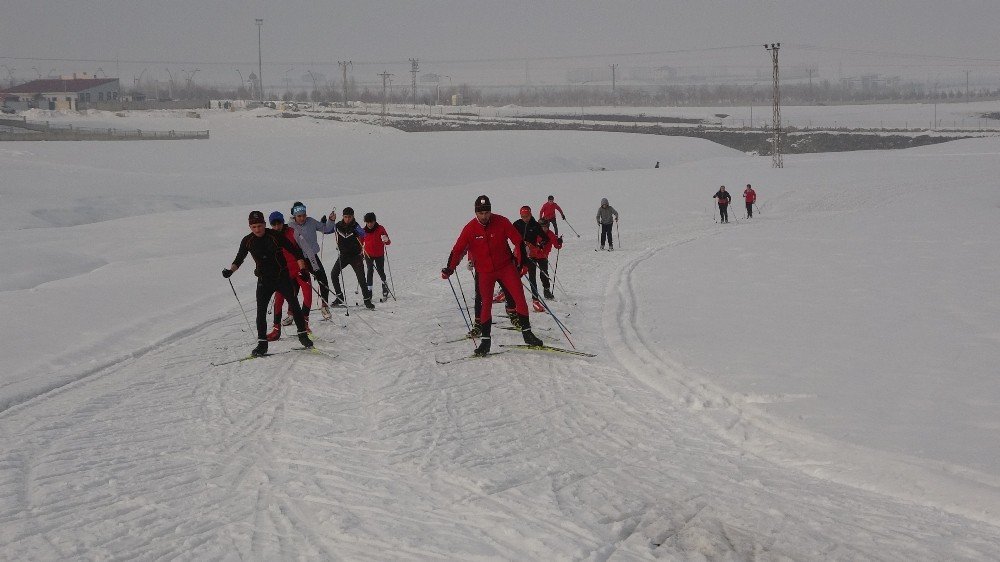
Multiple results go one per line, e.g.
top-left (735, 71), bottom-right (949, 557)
top-left (255, 18), bottom-right (264, 100)
top-left (338, 61), bottom-right (352, 107)
top-left (379, 71), bottom-right (393, 126)
top-left (609, 63), bottom-right (618, 105)
top-left (765, 43), bottom-right (783, 168)
top-left (409, 58), bottom-right (419, 108)
top-left (965, 70), bottom-right (971, 102)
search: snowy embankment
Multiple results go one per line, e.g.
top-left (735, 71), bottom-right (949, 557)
top-left (1, 109), bottom-right (999, 559)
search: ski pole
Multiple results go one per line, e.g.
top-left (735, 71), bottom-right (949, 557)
top-left (596, 224), bottom-right (601, 251)
top-left (384, 247), bottom-right (397, 301)
top-left (517, 266), bottom-right (570, 336)
top-left (615, 221), bottom-right (620, 250)
top-left (520, 278), bottom-right (575, 349)
top-left (227, 278), bottom-right (256, 342)
top-left (550, 247), bottom-right (561, 296)
top-left (446, 276), bottom-right (474, 344)
top-left (455, 271), bottom-right (474, 328)
top-left (562, 217), bottom-right (581, 238)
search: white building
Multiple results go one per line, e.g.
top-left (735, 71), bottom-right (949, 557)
top-left (0, 73), bottom-right (121, 110)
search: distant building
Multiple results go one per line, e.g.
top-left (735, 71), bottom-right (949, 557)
top-left (0, 73), bottom-right (121, 110)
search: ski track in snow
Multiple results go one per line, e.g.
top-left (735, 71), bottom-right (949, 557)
top-left (1, 113), bottom-right (1000, 559)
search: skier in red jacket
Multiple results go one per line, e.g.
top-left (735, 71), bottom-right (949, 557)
top-left (539, 195), bottom-right (566, 235)
top-left (529, 218), bottom-right (563, 300)
top-left (362, 212), bottom-right (392, 301)
top-left (266, 211), bottom-right (313, 340)
top-left (743, 184), bottom-right (757, 219)
top-left (442, 195), bottom-right (544, 355)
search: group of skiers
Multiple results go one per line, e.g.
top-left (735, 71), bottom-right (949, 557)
top-left (713, 183), bottom-right (757, 223)
top-left (222, 202), bottom-right (392, 357)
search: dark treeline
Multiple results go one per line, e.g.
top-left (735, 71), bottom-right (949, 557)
top-left (141, 79), bottom-right (1000, 107)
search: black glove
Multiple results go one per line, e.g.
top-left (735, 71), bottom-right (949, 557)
top-left (557, 236), bottom-right (563, 244)
top-left (253, 268), bottom-right (260, 277)
top-left (222, 268), bottom-right (233, 278)
top-left (441, 267), bottom-right (454, 279)
top-left (320, 215), bottom-right (327, 223)
top-left (299, 270), bottom-right (310, 281)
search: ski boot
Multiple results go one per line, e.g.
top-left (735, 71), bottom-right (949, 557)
top-left (281, 314), bottom-right (294, 326)
top-left (364, 298), bottom-right (375, 310)
top-left (297, 331), bottom-right (314, 348)
top-left (382, 284), bottom-right (390, 299)
top-left (467, 321), bottom-right (482, 338)
top-left (473, 322), bottom-right (492, 356)
top-left (265, 324), bottom-right (281, 342)
top-left (531, 299), bottom-right (545, 313)
top-left (331, 295), bottom-right (345, 307)
top-left (519, 314), bottom-right (544, 347)
top-left (543, 289), bottom-right (554, 300)
top-left (251, 340), bottom-right (268, 357)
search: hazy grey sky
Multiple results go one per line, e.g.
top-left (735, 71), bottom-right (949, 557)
top-left (3, 0), bottom-right (1000, 89)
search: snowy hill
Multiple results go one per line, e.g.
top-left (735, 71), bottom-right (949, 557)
top-left (1, 109), bottom-right (999, 559)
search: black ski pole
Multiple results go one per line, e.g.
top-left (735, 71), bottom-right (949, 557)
top-left (384, 247), bottom-right (397, 301)
top-left (562, 217), bottom-right (581, 238)
top-left (615, 221), bottom-right (620, 250)
top-left (519, 278), bottom-right (575, 349)
top-left (447, 276), bottom-right (475, 346)
top-left (551, 247), bottom-right (561, 297)
top-left (227, 278), bottom-right (255, 341)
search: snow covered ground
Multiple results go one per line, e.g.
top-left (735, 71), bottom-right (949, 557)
top-left (1, 108), bottom-right (999, 559)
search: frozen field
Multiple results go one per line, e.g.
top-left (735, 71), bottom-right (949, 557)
top-left (1, 107), bottom-right (999, 559)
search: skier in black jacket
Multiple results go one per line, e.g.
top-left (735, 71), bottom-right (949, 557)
top-left (330, 207), bottom-right (374, 309)
top-left (223, 210), bottom-right (314, 356)
top-left (713, 186), bottom-right (732, 223)
top-left (513, 205), bottom-right (545, 306)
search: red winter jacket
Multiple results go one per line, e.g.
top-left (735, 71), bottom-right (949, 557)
top-left (446, 213), bottom-right (524, 274)
top-left (744, 188), bottom-right (757, 203)
top-left (277, 226), bottom-right (302, 276)
top-left (528, 229), bottom-right (563, 260)
top-left (362, 223), bottom-right (391, 258)
top-left (539, 201), bottom-right (564, 221)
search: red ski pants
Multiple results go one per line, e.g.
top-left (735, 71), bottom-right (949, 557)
top-left (476, 265), bottom-right (528, 324)
top-left (274, 275), bottom-right (313, 321)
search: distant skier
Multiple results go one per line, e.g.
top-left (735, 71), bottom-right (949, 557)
top-left (531, 218), bottom-right (563, 300)
top-left (539, 195), bottom-right (567, 235)
top-left (743, 183), bottom-right (757, 219)
top-left (596, 197), bottom-right (619, 250)
top-left (287, 201), bottom-right (336, 318)
top-left (714, 186), bottom-right (732, 223)
top-left (266, 211), bottom-right (313, 341)
top-left (330, 207), bottom-right (374, 309)
top-left (362, 212), bottom-right (392, 301)
top-left (442, 195), bottom-right (544, 356)
top-left (513, 205), bottom-right (545, 310)
top-left (222, 210), bottom-right (313, 357)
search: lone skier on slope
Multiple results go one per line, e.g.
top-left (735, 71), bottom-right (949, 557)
top-left (267, 211), bottom-right (313, 341)
top-left (596, 198), bottom-right (619, 250)
top-left (714, 186), bottom-right (732, 223)
top-left (743, 184), bottom-right (756, 219)
top-left (442, 195), bottom-right (544, 356)
top-left (539, 195), bottom-right (567, 235)
top-left (330, 207), bottom-right (374, 310)
top-left (287, 201), bottom-right (336, 318)
top-left (222, 211), bottom-right (313, 357)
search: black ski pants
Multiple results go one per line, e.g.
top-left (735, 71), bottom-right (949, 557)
top-left (718, 203), bottom-right (729, 223)
top-left (310, 255), bottom-right (332, 303)
top-left (536, 258), bottom-right (552, 292)
top-left (600, 223), bottom-right (614, 248)
top-left (331, 253), bottom-right (371, 302)
top-left (365, 255), bottom-right (387, 291)
top-left (257, 276), bottom-right (306, 340)
top-left (745, 202), bottom-right (753, 218)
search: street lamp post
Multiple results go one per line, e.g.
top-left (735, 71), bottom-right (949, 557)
top-left (256, 18), bottom-right (264, 100)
